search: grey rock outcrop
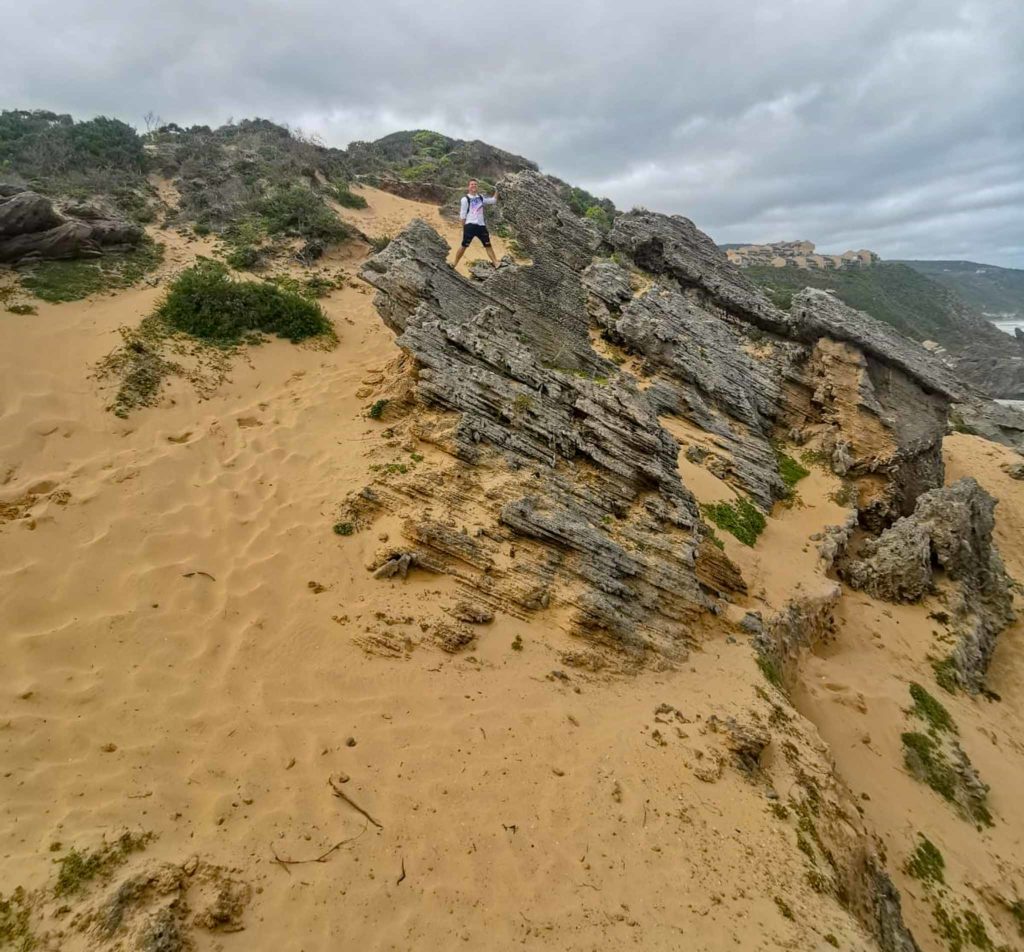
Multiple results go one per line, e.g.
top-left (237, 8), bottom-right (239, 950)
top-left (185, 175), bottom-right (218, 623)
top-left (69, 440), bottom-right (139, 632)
top-left (354, 170), bottom-right (996, 660)
top-left (843, 477), bottom-right (1014, 691)
top-left (359, 205), bottom-right (727, 658)
top-left (0, 189), bottom-right (143, 264)
top-left (951, 398), bottom-right (1024, 455)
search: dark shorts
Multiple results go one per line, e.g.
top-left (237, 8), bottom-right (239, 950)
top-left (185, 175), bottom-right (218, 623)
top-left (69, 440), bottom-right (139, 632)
top-left (461, 223), bottom-right (491, 248)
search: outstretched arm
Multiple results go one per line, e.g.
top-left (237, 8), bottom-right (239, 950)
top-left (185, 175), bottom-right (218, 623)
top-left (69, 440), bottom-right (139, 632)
top-left (484, 192), bottom-right (498, 205)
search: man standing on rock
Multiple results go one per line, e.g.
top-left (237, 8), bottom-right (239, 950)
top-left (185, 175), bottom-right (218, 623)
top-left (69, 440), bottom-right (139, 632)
top-left (453, 179), bottom-right (499, 269)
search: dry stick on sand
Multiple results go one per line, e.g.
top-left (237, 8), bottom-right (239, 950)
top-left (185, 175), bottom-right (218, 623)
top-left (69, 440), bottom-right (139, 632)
top-left (329, 775), bottom-right (384, 829)
top-left (270, 825), bottom-right (368, 874)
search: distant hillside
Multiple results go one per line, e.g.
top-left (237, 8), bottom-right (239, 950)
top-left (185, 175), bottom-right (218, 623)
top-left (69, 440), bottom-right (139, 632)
top-left (896, 259), bottom-right (1024, 318)
top-left (744, 261), bottom-right (1024, 399)
top-left (1, 110), bottom-right (617, 247)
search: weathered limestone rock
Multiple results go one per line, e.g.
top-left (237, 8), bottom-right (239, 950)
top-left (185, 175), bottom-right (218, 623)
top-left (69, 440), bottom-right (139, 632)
top-left (357, 171), bottom-right (1011, 676)
top-left (843, 478), bottom-right (1014, 691)
top-left (0, 189), bottom-right (143, 264)
top-left (0, 190), bottom-right (63, 237)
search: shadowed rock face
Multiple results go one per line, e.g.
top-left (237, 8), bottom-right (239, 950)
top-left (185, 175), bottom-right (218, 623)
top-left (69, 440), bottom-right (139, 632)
top-left (355, 171), bottom-right (997, 664)
top-left (0, 188), bottom-right (143, 264)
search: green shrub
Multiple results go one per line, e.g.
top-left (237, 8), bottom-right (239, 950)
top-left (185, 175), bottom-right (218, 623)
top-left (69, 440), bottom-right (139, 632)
top-left (5, 303), bottom-right (36, 315)
top-left (368, 399), bottom-right (388, 419)
top-left (330, 183), bottom-right (368, 209)
top-left (224, 244), bottom-right (266, 271)
top-left (584, 205), bottom-right (612, 232)
top-left (257, 185), bottom-right (350, 243)
top-left (157, 259), bottom-right (334, 343)
top-left (368, 234), bottom-right (392, 253)
top-left (701, 497), bottom-right (766, 546)
top-left (403, 162), bottom-right (437, 182)
top-left (333, 522), bottom-right (354, 536)
top-left (0, 110), bottom-right (144, 183)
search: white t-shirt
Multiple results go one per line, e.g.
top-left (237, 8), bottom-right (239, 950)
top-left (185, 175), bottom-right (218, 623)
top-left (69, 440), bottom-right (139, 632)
top-left (460, 193), bottom-right (496, 226)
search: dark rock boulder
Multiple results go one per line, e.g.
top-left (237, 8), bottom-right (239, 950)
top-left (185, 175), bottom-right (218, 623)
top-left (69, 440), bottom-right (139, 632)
top-left (0, 190), bottom-right (143, 264)
top-left (0, 190), bottom-right (63, 238)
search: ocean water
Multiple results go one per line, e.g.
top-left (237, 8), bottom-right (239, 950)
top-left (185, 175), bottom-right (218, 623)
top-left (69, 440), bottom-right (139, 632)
top-left (991, 319), bottom-right (1024, 337)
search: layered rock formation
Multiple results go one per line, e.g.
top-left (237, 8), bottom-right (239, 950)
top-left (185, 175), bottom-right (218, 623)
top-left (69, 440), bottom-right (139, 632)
top-left (351, 171), bottom-right (1005, 674)
top-left (0, 187), bottom-right (143, 264)
top-left (724, 239), bottom-right (879, 270)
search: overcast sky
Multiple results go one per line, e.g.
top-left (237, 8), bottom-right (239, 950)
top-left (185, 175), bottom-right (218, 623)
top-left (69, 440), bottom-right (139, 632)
top-left (4, 0), bottom-right (1022, 266)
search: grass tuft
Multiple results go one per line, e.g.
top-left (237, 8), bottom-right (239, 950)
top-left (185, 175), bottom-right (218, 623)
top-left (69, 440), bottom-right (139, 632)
top-left (53, 831), bottom-right (153, 898)
top-left (932, 655), bottom-right (960, 695)
top-left (776, 451), bottom-right (810, 493)
top-left (905, 835), bottom-right (945, 885)
top-left (0, 887), bottom-right (35, 951)
top-left (901, 732), bottom-right (957, 803)
top-left (701, 497), bottom-right (766, 547)
top-left (908, 682), bottom-right (956, 735)
top-left (19, 239), bottom-right (163, 303)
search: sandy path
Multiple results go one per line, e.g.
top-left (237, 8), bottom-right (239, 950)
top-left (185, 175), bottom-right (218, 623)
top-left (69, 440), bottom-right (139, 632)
top-left (1, 190), bottom-right (891, 950)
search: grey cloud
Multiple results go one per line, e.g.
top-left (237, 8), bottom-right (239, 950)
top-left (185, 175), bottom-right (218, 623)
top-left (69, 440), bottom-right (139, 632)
top-left (4, 0), bottom-right (1022, 264)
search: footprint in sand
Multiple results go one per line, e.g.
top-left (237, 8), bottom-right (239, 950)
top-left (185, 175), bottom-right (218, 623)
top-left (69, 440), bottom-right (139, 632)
top-left (167, 432), bottom-right (193, 444)
top-left (236, 417), bottom-right (263, 429)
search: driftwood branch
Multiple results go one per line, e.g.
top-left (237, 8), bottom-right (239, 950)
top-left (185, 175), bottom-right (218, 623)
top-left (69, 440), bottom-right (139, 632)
top-left (269, 825), bottom-right (368, 872)
top-left (328, 776), bottom-right (384, 829)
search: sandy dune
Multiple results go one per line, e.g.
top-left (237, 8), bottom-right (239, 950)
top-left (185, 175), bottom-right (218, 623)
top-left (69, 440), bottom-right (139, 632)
top-left (2, 186), bottom-right (1022, 950)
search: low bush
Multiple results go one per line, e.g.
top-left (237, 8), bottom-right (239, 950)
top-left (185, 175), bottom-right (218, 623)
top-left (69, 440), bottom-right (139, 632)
top-left (157, 259), bottom-right (334, 343)
top-left (330, 183), bottom-right (368, 209)
top-left (224, 244), bottom-right (266, 271)
top-left (257, 185), bottom-right (350, 243)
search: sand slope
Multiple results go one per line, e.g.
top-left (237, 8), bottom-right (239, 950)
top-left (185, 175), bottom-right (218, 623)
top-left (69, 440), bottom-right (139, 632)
top-left (2, 185), bottom-right (1020, 950)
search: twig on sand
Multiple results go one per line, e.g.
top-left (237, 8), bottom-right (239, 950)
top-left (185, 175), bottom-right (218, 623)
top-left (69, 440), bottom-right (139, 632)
top-left (270, 825), bottom-right (368, 873)
top-left (397, 856), bottom-right (406, 885)
top-left (329, 775), bottom-right (383, 829)
top-left (183, 571), bottom-right (216, 581)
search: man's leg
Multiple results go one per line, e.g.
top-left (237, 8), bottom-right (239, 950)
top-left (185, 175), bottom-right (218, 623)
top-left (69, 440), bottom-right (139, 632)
top-left (452, 223), bottom-right (471, 267)
top-left (482, 227), bottom-right (498, 267)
